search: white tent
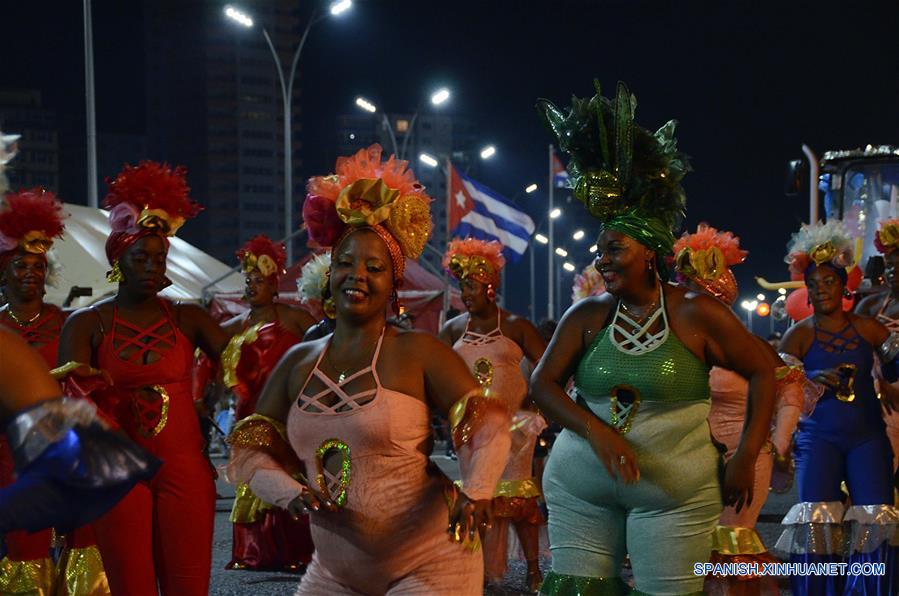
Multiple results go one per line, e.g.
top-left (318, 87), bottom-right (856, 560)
top-left (46, 204), bottom-right (243, 307)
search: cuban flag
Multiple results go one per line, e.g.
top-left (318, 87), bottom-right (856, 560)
top-left (448, 166), bottom-right (535, 263)
top-left (552, 150), bottom-right (569, 188)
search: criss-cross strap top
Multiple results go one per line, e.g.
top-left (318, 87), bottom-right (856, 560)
top-left (876, 295), bottom-right (899, 333)
top-left (297, 329), bottom-right (386, 415)
top-left (459, 310), bottom-right (505, 347)
top-left (609, 286), bottom-right (670, 355)
top-left (109, 301), bottom-right (179, 365)
top-left (813, 320), bottom-right (861, 354)
top-left (2, 308), bottom-right (61, 346)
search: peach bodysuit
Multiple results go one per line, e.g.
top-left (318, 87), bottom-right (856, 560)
top-left (288, 331), bottom-right (482, 595)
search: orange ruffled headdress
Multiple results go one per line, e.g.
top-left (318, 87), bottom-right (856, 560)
top-left (237, 235), bottom-right (286, 279)
top-left (673, 223), bottom-right (747, 305)
top-left (442, 238), bottom-right (506, 286)
top-left (302, 144), bottom-right (432, 286)
top-left (0, 188), bottom-right (66, 266)
top-left (103, 161), bottom-right (202, 282)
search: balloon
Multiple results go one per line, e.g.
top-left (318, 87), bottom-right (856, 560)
top-left (785, 288), bottom-right (813, 321)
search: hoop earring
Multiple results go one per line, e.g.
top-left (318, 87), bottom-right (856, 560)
top-left (843, 288), bottom-right (852, 299)
top-left (391, 290), bottom-right (403, 316)
top-left (486, 284), bottom-right (496, 302)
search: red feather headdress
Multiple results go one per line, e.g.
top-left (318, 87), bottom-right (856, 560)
top-left (0, 188), bottom-right (66, 258)
top-left (443, 238), bottom-right (506, 286)
top-left (673, 223), bottom-right (747, 305)
top-left (237, 235), bottom-right (286, 279)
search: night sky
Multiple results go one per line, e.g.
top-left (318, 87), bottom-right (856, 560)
top-left (3, 0), bottom-right (898, 322)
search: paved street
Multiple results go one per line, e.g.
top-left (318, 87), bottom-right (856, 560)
top-left (208, 453), bottom-right (797, 595)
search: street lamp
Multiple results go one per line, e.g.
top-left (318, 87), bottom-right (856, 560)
top-left (525, 183), bottom-right (538, 194)
top-left (549, 207), bottom-right (561, 219)
top-left (589, 244), bottom-right (598, 253)
top-left (563, 262), bottom-right (576, 272)
top-left (356, 88), bottom-right (451, 160)
top-left (740, 299), bottom-right (758, 331)
top-left (535, 234), bottom-right (549, 244)
top-left (224, 2), bottom-right (352, 264)
top-left (479, 145), bottom-right (497, 160)
top-left (555, 247), bottom-right (568, 257)
top-left (418, 153), bottom-right (439, 168)
top-left (572, 230), bottom-right (585, 241)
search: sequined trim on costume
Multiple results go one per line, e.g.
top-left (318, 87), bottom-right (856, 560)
top-left (315, 438), bottom-right (351, 508)
top-left (221, 322), bottom-right (263, 389)
top-left (230, 482), bottom-right (271, 524)
top-left (711, 525), bottom-right (768, 556)
top-left (843, 504), bottom-right (899, 554)
top-left (493, 496), bottom-right (544, 524)
top-left (494, 477), bottom-right (541, 499)
top-left (538, 571), bottom-right (629, 596)
top-left (228, 414), bottom-right (289, 451)
top-left (0, 557), bottom-right (55, 596)
top-left (57, 545), bottom-right (109, 596)
top-left (774, 501), bottom-right (845, 556)
top-left (448, 388), bottom-right (508, 447)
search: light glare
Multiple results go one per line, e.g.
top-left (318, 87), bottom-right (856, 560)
top-left (555, 247), bottom-right (568, 257)
top-left (224, 6), bottom-right (254, 27)
top-left (431, 88), bottom-right (451, 105)
top-left (479, 145), bottom-right (496, 160)
top-left (535, 234), bottom-right (549, 244)
top-left (525, 183), bottom-right (538, 194)
top-left (563, 262), bottom-right (576, 272)
top-left (329, 0), bottom-right (352, 15)
top-left (589, 244), bottom-right (598, 253)
top-left (549, 208), bottom-right (561, 219)
top-left (419, 153), bottom-right (438, 168)
top-left (573, 230), bottom-right (585, 241)
top-left (355, 97), bottom-right (376, 113)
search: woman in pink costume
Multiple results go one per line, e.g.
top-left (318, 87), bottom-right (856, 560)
top-left (855, 217), bottom-right (899, 472)
top-left (440, 237), bottom-right (547, 591)
top-left (674, 224), bottom-right (805, 595)
top-left (227, 145), bottom-right (512, 595)
top-left (222, 234), bottom-right (315, 571)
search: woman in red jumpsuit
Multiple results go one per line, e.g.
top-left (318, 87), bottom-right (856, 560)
top-left (0, 187), bottom-right (109, 594)
top-left (222, 234), bottom-right (315, 571)
top-left (58, 162), bottom-right (229, 596)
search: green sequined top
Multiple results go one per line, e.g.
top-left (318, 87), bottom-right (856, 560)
top-left (575, 325), bottom-right (710, 403)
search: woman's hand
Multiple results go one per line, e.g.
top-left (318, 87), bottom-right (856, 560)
top-left (447, 492), bottom-right (494, 544)
top-left (806, 368), bottom-right (841, 389)
top-left (723, 449), bottom-right (756, 512)
top-left (286, 484), bottom-right (337, 517)
top-left (876, 377), bottom-right (899, 416)
top-left (586, 419), bottom-right (640, 484)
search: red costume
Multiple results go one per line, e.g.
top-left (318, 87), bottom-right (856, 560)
top-left (0, 188), bottom-right (108, 594)
top-left (73, 162), bottom-right (213, 595)
top-left (224, 235), bottom-right (314, 571)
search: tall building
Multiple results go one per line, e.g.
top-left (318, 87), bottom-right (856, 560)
top-left (143, 0), bottom-right (303, 263)
top-left (335, 112), bottom-right (478, 274)
top-left (0, 89), bottom-right (59, 193)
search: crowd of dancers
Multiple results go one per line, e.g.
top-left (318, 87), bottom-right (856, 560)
top-left (0, 78), bottom-right (897, 596)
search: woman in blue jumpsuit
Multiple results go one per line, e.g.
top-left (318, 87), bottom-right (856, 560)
top-left (777, 221), bottom-right (898, 595)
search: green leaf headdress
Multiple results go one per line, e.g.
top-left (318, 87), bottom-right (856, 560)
top-left (536, 80), bottom-right (691, 267)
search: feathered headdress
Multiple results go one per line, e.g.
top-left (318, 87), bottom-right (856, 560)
top-left (785, 220), bottom-right (853, 281)
top-left (302, 144), bottom-right (432, 285)
top-left (674, 223), bottom-right (747, 304)
top-left (103, 161), bottom-right (201, 281)
top-left (443, 238), bottom-right (505, 286)
top-left (537, 80), bottom-right (690, 265)
top-left (875, 218), bottom-right (899, 255)
top-left (237, 235), bottom-right (286, 279)
top-left (572, 264), bottom-right (606, 302)
top-left (0, 188), bottom-right (66, 259)
top-left (297, 252), bottom-right (331, 319)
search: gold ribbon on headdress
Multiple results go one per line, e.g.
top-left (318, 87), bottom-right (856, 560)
top-left (20, 230), bottom-right (53, 254)
top-left (448, 255), bottom-right (496, 284)
top-left (137, 208), bottom-right (185, 236)
top-left (808, 241), bottom-right (836, 266)
top-left (241, 253), bottom-right (277, 277)
top-left (335, 178), bottom-right (399, 226)
top-left (674, 246), bottom-right (726, 282)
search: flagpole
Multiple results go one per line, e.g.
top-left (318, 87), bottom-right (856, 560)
top-left (440, 157), bottom-right (452, 328)
top-left (547, 144), bottom-right (555, 320)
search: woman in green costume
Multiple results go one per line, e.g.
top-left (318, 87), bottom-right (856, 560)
top-left (531, 81), bottom-right (777, 595)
